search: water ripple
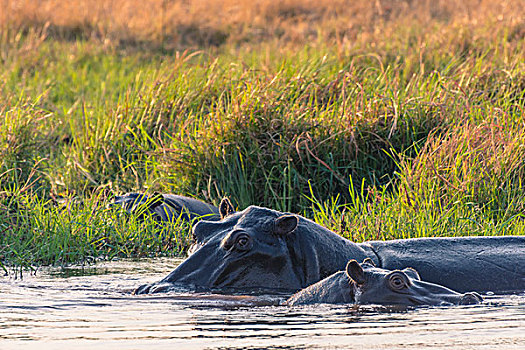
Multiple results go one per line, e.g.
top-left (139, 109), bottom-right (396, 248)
top-left (1, 258), bottom-right (524, 350)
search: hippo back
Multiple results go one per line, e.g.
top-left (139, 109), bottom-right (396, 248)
top-left (285, 271), bottom-right (353, 306)
top-left (369, 236), bottom-right (525, 293)
top-left (112, 192), bottom-right (220, 222)
top-left (162, 194), bottom-right (220, 221)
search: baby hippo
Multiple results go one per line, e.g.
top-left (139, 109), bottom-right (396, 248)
top-left (286, 259), bottom-right (482, 307)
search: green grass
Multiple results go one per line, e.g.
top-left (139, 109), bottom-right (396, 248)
top-left (0, 5), bottom-right (524, 269)
top-left (0, 189), bottom-right (194, 270)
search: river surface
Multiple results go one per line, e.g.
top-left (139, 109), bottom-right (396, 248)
top-left (1, 258), bottom-right (525, 350)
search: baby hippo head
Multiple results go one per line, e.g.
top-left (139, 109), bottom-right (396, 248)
top-left (346, 259), bottom-right (483, 306)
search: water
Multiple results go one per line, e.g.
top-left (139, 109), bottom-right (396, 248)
top-left (1, 258), bottom-right (525, 350)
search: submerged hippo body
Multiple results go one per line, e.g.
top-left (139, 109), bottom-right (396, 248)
top-left (112, 193), bottom-right (220, 222)
top-left (368, 236), bottom-right (525, 294)
top-left (134, 205), bottom-right (525, 295)
top-left (286, 259), bottom-right (483, 306)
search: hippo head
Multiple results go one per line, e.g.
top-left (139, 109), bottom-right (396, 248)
top-left (346, 260), bottom-right (483, 306)
top-left (135, 204), bottom-right (328, 294)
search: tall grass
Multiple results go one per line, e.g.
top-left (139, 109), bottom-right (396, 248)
top-left (0, 189), bottom-right (194, 271)
top-left (0, 0), bottom-right (523, 267)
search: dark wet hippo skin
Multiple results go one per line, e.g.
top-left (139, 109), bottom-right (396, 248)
top-left (286, 259), bottom-right (483, 306)
top-left (111, 192), bottom-right (220, 222)
top-left (134, 205), bottom-right (525, 295)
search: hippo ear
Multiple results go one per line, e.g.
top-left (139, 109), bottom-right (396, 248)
top-left (362, 258), bottom-right (376, 267)
top-left (403, 267), bottom-right (421, 280)
top-left (346, 260), bottom-right (366, 285)
top-left (219, 197), bottom-right (235, 219)
top-left (273, 215), bottom-right (298, 236)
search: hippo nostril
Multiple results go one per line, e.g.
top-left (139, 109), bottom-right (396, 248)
top-left (460, 292), bottom-right (483, 305)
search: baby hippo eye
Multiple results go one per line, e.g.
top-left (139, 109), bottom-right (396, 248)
top-left (235, 234), bottom-right (252, 251)
top-left (388, 272), bottom-right (409, 291)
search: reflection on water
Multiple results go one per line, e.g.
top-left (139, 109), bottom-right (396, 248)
top-left (1, 258), bottom-right (525, 350)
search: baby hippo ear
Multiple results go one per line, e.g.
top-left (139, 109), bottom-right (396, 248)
top-left (273, 215), bottom-right (299, 236)
top-left (219, 197), bottom-right (235, 219)
top-left (362, 257), bottom-right (376, 267)
top-left (346, 260), bottom-right (366, 285)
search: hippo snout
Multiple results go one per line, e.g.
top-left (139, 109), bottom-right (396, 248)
top-left (459, 292), bottom-right (483, 305)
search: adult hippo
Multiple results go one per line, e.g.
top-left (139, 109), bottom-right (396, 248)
top-left (111, 192), bottom-right (221, 222)
top-left (134, 205), bottom-right (525, 295)
top-left (286, 259), bottom-right (483, 306)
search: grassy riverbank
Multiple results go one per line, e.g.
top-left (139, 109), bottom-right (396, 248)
top-left (1, 0), bottom-right (524, 269)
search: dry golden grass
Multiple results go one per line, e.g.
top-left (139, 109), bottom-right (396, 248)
top-left (401, 120), bottom-right (525, 204)
top-left (2, 0), bottom-right (523, 48)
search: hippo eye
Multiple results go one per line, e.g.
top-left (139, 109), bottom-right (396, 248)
top-left (388, 272), bottom-right (409, 291)
top-left (234, 233), bottom-right (252, 251)
top-left (221, 230), bottom-right (253, 252)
